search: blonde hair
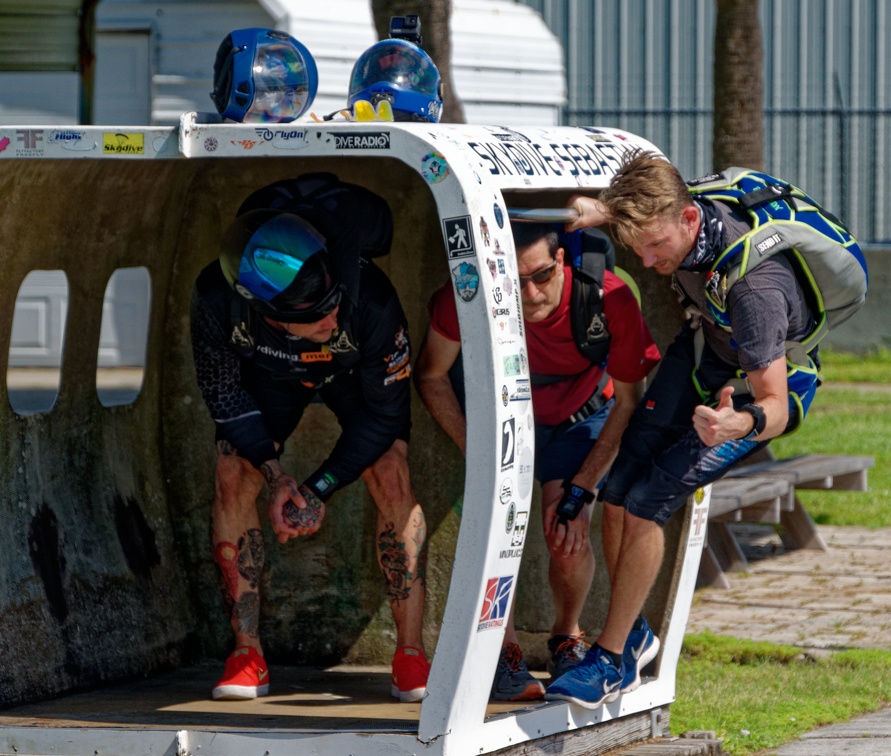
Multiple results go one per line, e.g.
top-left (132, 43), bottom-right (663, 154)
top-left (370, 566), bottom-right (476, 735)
top-left (600, 149), bottom-right (693, 247)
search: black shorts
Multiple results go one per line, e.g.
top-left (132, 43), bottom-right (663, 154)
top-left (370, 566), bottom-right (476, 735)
top-left (601, 326), bottom-right (768, 526)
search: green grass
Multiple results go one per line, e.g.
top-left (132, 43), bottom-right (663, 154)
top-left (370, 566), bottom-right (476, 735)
top-left (817, 346), bottom-right (891, 384)
top-left (673, 634), bottom-right (891, 755)
top-left (769, 350), bottom-right (891, 528)
top-left (670, 350), bottom-right (891, 754)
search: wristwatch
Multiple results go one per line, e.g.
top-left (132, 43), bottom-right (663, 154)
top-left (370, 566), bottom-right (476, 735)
top-left (740, 403), bottom-right (766, 439)
top-left (556, 481), bottom-right (596, 525)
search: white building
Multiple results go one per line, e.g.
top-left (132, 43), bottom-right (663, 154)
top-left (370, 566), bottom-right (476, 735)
top-left (1, 0), bottom-right (565, 127)
top-left (1, 0), bottom-right (564, 369)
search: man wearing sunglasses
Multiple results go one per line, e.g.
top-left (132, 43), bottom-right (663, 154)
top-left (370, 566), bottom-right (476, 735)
top-left (190, 192), bottom-right (429, 704)
top-left (414, 222), bottom-right (661, 702)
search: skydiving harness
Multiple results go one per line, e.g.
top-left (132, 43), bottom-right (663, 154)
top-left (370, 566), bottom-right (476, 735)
top-left (678, 168), bottom-right (868, 432)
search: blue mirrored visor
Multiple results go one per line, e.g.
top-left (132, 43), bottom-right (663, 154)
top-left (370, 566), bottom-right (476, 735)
top-left (349, 40), bottom-right (440, 99)
top-left (236, 213), bottom-right (327, 302)
top-left (238, 247), bottom-right (310, 300)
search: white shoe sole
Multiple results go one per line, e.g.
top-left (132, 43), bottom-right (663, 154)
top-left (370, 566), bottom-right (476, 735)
top-left (391, 684), bottom-right (426, 703)
top-left (212, 683), bottom-right (269, 700)
top-left (544, 688), bottom-right (621, 710)
top-left (620, 634), bottom-right (661, 693)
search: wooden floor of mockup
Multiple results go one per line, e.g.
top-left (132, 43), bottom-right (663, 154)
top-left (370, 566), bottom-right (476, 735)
top-left (0, 661), bottom-right (549, 734)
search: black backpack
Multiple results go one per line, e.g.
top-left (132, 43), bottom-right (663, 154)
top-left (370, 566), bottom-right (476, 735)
top-left (227, 173), bottom-right (393, 356)
top-left (236, 172), bottom-right (393, 308)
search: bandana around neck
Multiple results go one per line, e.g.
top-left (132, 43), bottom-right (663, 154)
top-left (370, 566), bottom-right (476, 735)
top-left (679, 200), bottom-right (723, 271)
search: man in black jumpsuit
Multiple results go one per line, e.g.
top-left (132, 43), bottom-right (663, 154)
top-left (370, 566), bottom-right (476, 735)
top-left (190, 176), bottom-right (429, 703)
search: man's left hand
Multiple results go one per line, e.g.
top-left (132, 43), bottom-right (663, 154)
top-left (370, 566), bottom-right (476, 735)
top-left (266, 469), bottom-right (326, 542)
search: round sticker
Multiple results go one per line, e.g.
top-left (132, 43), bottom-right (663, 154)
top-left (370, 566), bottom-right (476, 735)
top-left (421, 151), bottom-right (450, 183)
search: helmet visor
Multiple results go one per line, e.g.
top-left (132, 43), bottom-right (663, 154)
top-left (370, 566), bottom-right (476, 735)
top-left (243, 40), bottom-right (312, 122)
top-left (237, 217), bottom-right (326, 302)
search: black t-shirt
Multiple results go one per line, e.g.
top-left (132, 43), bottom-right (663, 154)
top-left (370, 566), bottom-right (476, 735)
top-left (190, 258), bottom-right (411, 481)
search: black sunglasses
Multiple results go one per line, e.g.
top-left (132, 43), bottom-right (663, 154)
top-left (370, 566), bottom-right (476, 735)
top-left (279, 283), bottom-right (344, 324)
top-left (519, 261), bottom-right (559, 287)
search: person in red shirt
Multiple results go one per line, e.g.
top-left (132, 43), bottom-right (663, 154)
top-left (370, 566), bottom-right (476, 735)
top-left (414, 222), bottom-right (660, 701)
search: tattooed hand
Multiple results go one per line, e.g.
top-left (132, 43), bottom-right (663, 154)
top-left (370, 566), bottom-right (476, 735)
top-left (282, 486), bottom-right (325, 537)
top-left (264, 460), bottom-right (325, 543)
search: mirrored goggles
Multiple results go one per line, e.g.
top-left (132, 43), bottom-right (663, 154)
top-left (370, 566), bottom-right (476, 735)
top-left (238, 246), bottom-right (313, 300)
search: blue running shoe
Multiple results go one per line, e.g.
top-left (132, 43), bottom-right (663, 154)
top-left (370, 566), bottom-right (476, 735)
top-left (490, 643), bottom-right (546, 701)
top-left (546, 633), bottom-right (589, 682)
top-left (621, 616), bottom-right (660, 693)
top-left (544, 648), bottom-right (624, 710)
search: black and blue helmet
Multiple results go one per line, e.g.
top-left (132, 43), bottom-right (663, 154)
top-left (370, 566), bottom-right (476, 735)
top-left (211, 28), bottom-right (318, 123)
top-left (347, 39), bottom-right (442, 123)
top-left (220, 211), bottom-right (343, 323)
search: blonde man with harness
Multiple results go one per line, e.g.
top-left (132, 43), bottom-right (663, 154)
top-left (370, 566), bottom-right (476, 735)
top-left (545, 149), bottom-right (866, 710)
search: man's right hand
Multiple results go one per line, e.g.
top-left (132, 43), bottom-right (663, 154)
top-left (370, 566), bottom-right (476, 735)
top-left (565, 194), bottom-right (611, 231)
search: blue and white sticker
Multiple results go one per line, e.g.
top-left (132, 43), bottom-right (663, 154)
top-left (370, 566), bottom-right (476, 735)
top-left (451, 261), bottom-right (480, 302)
top-left (421, 151), bottom-right (450, 183)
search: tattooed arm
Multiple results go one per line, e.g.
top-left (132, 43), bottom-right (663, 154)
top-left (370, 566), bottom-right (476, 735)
top-left (263, 459), bottom-right (326, 543)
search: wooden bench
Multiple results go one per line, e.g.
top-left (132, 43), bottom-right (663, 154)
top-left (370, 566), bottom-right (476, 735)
top-left (696, 452), bottom-right (875, 589)
top-left (698, 475), bottom-right (793, 589)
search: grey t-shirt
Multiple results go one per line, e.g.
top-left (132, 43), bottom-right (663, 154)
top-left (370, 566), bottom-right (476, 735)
top-left (674, 203), bottom-right (814, 373)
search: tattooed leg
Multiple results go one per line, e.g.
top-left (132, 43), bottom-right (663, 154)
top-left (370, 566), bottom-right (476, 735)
top-left (374, 504), bottom-right (428, 651)
top-left (361, 441), bottom-right (428, 652)
top-left (212, 450), bottom-right (266, 652)
top-left (213, 529), bottom-right (264, 639)
top-left (378, 523), bottom-right (411, 602)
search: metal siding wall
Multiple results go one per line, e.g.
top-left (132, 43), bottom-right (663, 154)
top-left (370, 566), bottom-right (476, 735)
top-left (0, 3), bottom-right (81, 71)
top-left (519, 0), bottom-right (890, 243)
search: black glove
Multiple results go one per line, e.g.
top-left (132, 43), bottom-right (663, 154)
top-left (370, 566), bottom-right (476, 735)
top-left (556, 481), bottom-right (595, 526)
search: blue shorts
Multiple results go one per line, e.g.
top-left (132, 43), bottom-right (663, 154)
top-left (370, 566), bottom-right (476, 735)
top-left (535, 400), bottom-right (613, 484)
top-left (600, 326), bottom-right (814, 526)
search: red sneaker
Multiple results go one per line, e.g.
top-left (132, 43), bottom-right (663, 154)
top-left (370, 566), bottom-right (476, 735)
top-left (212, 646), bottom-right (270, 700)
top-left (391, 646), bottom-right (430, 703)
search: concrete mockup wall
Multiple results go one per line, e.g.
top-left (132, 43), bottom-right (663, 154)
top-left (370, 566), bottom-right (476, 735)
top-left (821, 246), bottom-right (891, 354)
top-left (0, 154), bottom-right (474, 705)
top-left (0, 151), bottom-right (687, 706)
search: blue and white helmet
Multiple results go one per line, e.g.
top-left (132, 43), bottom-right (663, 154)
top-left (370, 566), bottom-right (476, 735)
top-left (347, 39), bottom-right (443, 123)
top-left (211, 28), bottom-right (318, 123)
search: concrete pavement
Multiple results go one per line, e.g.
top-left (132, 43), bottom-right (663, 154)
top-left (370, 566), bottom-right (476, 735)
top-left (686, 523), bottom-right (891, 755)
top-left (762, 707), bottom-right (891, 755)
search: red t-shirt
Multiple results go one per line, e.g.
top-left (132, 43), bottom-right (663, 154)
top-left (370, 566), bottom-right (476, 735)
top-left (427, 266), bottom-right (661, 425)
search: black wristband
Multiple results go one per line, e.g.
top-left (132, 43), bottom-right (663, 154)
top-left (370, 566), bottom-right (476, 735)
top-left (304, 469), bottom-right (340, 502)
top-left (556, 481), bottom-right (596, 525)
